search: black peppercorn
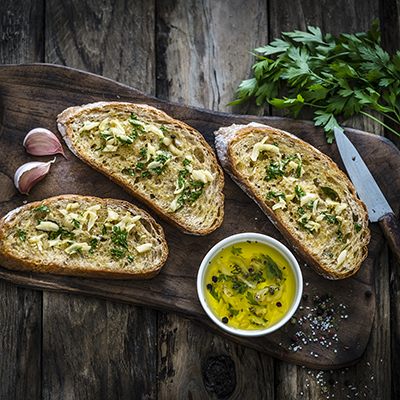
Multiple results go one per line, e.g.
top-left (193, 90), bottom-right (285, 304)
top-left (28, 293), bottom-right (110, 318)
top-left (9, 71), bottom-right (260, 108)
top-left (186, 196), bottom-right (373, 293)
top-left (365, 290), bottom-right (372, 297)
top-left (276, 302), bottom-right (282, 307)
top-left (171, 134), bottom-right (176, 139)
top-left (328, 378), bottom-right (335, 385)
top-left (212, 276), bottom-right (218, 283)
top-left (302, 294), bottom-right (308, 300)
top-left (222, 317), bottom-right (228, 324)
top-left (207, 284), bottom-right (212, 291)
top-left (317, 307), bottom-right (324, 316)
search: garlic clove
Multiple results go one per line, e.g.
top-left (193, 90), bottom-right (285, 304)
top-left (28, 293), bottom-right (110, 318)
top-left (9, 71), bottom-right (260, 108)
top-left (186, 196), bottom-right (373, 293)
top-left (23, 128), bottom-right (67, 158)
top-left (14, 158), bottom-right (56, 195)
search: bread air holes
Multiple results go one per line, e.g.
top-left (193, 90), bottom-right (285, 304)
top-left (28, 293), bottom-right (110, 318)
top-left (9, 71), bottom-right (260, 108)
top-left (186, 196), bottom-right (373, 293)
top-left (342, 232), bottom-right (351, 243)
top-left (132, 231), bottom-right (142, 242)
top-left (140, 219), bottom-right (154, 235)
top-left (193, 148), bottom-right (205, 163)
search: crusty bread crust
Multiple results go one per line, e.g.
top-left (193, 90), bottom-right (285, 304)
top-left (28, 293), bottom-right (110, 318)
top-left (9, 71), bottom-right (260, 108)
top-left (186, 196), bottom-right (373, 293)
top-left (0, 195), bottom-right (168, 279)
top-left (214, 124), bottom-right (370, 280)
top-left (57, 102), bottom-right (224, 235)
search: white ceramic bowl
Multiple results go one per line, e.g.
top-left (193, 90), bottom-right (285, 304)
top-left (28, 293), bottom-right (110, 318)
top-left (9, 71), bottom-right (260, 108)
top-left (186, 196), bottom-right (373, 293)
top-left (197, 232), bottom-right (303, 337)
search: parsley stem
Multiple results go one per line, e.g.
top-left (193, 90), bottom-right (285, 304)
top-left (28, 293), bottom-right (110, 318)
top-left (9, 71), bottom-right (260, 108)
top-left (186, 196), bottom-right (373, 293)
top-left (309, 70), bottom-right (332, 86)
top-left (360, 110), bottom-right (400, 137)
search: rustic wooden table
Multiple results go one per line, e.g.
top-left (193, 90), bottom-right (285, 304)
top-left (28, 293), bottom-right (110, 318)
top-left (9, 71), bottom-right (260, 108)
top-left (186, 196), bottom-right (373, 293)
top-left (1, 1), bottom-right (399, 399)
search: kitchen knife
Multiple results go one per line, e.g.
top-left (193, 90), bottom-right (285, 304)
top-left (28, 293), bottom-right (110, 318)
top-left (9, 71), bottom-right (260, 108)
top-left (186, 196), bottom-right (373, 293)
top-left (334, 126), bottom-right (400, 264)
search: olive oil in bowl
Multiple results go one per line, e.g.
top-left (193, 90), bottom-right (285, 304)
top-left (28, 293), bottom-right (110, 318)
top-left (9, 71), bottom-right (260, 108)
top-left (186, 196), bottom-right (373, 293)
top-left (197, 233), bottom-right (303, 337)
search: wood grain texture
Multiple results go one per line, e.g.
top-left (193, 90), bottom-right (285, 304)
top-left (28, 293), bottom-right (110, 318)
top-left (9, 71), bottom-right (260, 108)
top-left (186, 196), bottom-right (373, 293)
top-left (42, 295), bottom-right (157, 399)
top-left (0, 64), bottom-right (394, 370)
top-left (0, 2), bottom-right (43, 400)
top-left (156, 0), bottom-right (267, 115)
top-left (0, 285), bottom-right (42, 400)
top-left (1, 0), bottom-right (400, 398)
top-left (0, 0), bottom-right (45, 63)
top-left (42, 1), bottom-right (158, 398)
top-left (156, 1), bottom-right (275, 396)
top-left (267, 3), bottom-right (391, 399)
top-left (157, 313), bottom-right (275, 399)
top-left (379, 212), bottom-right (400, 265)
top-left (45, 0), bottom-right (156, 94)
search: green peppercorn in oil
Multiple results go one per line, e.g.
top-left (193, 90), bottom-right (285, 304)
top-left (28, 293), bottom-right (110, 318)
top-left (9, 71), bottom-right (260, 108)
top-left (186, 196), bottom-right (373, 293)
top-left (204, 240), bottom-right (296, 330)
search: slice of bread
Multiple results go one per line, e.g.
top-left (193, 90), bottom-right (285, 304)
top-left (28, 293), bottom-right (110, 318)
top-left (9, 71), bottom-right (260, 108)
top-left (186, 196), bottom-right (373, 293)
top-left (57, 102), bottom-right (224, 235)
top-left (214, 123), bottom-right (371, 280)
top-left (0, 195), bottom-right (168, 279)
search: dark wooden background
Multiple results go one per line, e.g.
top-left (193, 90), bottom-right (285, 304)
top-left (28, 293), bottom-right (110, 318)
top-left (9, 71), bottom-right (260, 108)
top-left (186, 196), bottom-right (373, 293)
top-left (1, 1), bottom-right (399, 399)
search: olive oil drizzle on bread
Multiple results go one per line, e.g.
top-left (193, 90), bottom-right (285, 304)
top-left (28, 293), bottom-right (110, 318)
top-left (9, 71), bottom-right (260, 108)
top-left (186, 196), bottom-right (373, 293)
top-left (57, 102), bottom-right (224, 235)
top-left (0, 195), bottom-right (168, 279)
top-left (214, 124), bottom-right (370, 280)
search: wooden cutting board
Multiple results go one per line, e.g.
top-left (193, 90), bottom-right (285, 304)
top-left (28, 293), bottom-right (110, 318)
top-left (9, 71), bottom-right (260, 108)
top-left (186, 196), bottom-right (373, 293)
top-left (0, 64), bottom-right (398, 369)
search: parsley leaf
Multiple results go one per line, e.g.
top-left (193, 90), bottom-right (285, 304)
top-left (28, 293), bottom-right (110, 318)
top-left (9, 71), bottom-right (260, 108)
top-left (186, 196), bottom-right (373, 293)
top-left (16, 229), bottom-right (27, 242)
top-left (266, 191), bottom-right (286, 201)
top-left (33, 205), bottom-right (50, 213)
top-left (231, 246), bottom-right (243, 256)
top-left (246, 291), bottom-right (260, 305)
top-left (260, 254), bottom-right (283, 281)
top-left (140, 147), bottom-right (147, 159)
top-left (110, 246), bottom-right (126, 259)
top-left (321, 186), bottom-right (338, 200)
top-left (89, 238), bottom-right (98, 254)
top-left (111, 226), bottom-right (128, 249)
top-left (229, 18), bottom-right (400, 142)
top-left (265, 162), bottom-right (286, 181)
top-left (295, 184), bottom-right (306, 199)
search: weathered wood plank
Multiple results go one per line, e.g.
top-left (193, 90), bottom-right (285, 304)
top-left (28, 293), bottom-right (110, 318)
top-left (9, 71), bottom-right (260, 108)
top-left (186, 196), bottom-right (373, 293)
top-left (267, 2), bottom-right (392, 400)
top-left (42, 294), bottom-right (157, 399)
top-left (0, 0), bottom-right (45, 63)
top-left (155, 1), bottom-right (276, 397)
top-left (0, 1), bottom-right (44, 399)
top-left (0, 0), bottom-right (398, 398)
top-left (43, 0), bottom-right (157, 398)
top-left (373, 4), bottom-right (400, 395)
top-left (0, 63), bottom-right (387, 370)
top-left (45, 0), bottom-right (156, 96)
top-left (0, 285), bottom-right (42, 399)
top-left (156, 0), bottom-right (268, 115)
top-left (157, 313), bottom-right (275, 399)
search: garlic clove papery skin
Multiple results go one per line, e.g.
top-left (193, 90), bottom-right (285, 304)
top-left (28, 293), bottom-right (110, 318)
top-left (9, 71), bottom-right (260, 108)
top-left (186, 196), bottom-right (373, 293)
top-left (23, 128), bottom-right (66, 158)
top-left (14, 158), bottom-right (56, 195)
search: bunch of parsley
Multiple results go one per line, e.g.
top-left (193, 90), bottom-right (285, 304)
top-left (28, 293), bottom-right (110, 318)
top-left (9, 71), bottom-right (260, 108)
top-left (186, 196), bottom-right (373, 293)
top-left (229, 19), bottom-right (400, 142)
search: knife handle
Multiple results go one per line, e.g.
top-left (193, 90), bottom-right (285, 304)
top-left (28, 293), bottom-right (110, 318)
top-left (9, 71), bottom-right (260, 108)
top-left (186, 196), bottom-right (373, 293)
top-left (379, 212), bottom-right (400, 265)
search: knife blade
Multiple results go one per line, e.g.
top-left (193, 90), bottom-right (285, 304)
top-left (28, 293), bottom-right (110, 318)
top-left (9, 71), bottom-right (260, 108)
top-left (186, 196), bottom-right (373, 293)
top-left (334, 126), bottom-right (400, 264)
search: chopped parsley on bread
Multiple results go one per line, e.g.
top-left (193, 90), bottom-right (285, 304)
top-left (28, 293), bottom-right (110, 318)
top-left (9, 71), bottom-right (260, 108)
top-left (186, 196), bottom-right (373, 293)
top-left (57, 102), bottom-right (225, 235)
top-left (214, 123), bottom-right (370, 280)
top-left (0, 195), bottom-right (168, 279)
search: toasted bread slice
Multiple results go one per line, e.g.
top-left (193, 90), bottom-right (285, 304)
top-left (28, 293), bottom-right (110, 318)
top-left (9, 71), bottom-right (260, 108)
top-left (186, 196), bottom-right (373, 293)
top-left (214, 123), bottom-right (370, 280)
top-left (0, 195), bottom-right (168, 279)
top-left (57, 102), bottom-right (224, 235)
